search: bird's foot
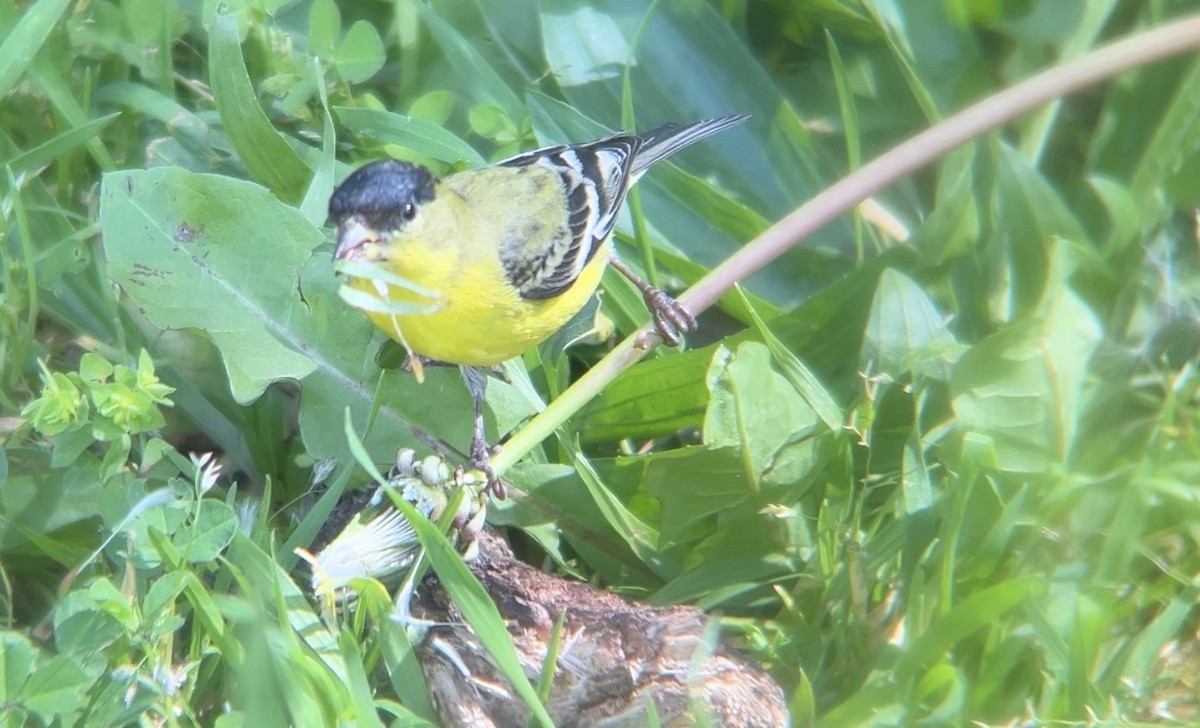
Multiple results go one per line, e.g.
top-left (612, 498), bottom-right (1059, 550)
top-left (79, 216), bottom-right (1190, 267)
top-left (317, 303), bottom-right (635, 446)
top-left (468, 436), bottom-right (507, 500)
top-left (643, 288), bottom-right (697, 347)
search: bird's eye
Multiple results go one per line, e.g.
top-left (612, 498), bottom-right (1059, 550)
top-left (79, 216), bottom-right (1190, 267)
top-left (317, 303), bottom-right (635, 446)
top-left (401, 203), bottom-right (417, 221)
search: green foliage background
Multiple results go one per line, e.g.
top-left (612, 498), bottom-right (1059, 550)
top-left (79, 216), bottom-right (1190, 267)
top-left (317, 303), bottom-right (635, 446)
top-left (3, 0), bottom-right (1200, 725)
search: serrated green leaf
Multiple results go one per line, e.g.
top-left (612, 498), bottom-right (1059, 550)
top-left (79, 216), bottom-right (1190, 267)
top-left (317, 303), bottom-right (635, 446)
top-left (97, 165), bottom-right (529, 462)
top-left (100, 168), bottom-right (320, 402)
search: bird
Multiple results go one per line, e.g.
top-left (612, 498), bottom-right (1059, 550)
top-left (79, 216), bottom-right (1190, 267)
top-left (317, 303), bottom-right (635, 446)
top-left (329, 113), bottom-right (748, 497)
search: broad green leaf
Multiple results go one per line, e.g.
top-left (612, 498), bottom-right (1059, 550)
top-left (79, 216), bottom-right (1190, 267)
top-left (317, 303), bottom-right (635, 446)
top-left (308, 0), bottom-right (342, 59)
top-left (143, 574), bottom-right (187, 630)
top-left (862, 269), bottom-right (959, 381)
top-left (336, 20), bottom-right (386, 84)
top-left (209, 11), bottom-right (311, 203)
top-left (0, 461), bottom-right (103, 552)
top-left (542, 5), bottom-right (631, 87)
top-left (49, 427), bottom-right (93, 468)
top-left (408, 90), bottom-right (457, 124)
top-left (0, 632), bottom-right (38, 704)
top-left (100, 168), bottom-right (321, 403)
top-left (18, 655), bottom-right (91, 719)
top-left (703, 342), bottom-right (824, 492)
top-left (173, 499), bottom-right (239, 563)
top-left (990, 144), bottom-right (1089, 318)
top-left (52, 589), bottom-right (126, 655)
top-left (578, 346), bottom-right (711, 443)
top-left (647, 445), bottom-right (747, 544)
top-left (952, 245), bottom-right (1102, 472)
top-left (739, 287), bottom-right (843, 431)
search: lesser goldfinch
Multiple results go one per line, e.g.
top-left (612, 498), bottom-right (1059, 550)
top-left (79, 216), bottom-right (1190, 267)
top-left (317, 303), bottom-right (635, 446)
top-left (329, 114), bottom-right (747, 496)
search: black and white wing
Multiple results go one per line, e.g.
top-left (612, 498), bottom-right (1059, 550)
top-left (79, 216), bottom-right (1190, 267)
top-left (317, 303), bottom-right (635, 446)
top-left (498, 133), bottom-right (641, 300)
top-left (497, 114), bottom-right (749, 301)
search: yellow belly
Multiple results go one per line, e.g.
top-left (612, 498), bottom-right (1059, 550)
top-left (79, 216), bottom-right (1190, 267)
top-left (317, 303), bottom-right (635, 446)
top-left (356, 236), bottom-right (611, 366)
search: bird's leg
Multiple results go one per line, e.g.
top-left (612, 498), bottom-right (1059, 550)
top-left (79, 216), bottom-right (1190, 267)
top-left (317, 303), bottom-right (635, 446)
top-left (460, 366), bottom-right (506, 499)
top-left (401, 353), bottom-right (457, 372)
top-left (608, 256), bottom-right (697, 347)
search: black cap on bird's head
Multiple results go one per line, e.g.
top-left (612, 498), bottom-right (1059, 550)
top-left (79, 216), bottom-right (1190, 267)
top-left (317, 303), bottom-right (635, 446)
top-left (329, 159), bottom-right (438, 261)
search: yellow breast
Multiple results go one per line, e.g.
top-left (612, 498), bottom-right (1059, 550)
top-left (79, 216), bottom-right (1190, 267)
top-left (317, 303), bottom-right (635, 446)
top-left (356, 239), bottom-right (609, 366)
top-left (352, 167), bottom-right (611, 366)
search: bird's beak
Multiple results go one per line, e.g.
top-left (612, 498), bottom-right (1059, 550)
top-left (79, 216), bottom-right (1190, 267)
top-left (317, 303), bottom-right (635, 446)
top-left (333, 218), bottom-right (377, 262)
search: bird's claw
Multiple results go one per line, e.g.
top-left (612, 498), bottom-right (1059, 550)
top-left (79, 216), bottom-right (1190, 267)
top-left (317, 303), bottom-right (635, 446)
top-left (468, 437), bottom-right (507, 499)
top-left (644, 289), bottom-right (697, 347)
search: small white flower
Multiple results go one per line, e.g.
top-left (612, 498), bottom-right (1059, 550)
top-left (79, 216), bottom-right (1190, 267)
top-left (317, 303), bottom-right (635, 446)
top-left (189, 452), bottom-right (223, 495)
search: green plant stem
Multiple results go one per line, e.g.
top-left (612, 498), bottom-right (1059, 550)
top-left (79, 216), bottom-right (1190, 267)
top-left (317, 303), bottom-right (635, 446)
top-left (490, 11), bottom-right (1200, 477)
